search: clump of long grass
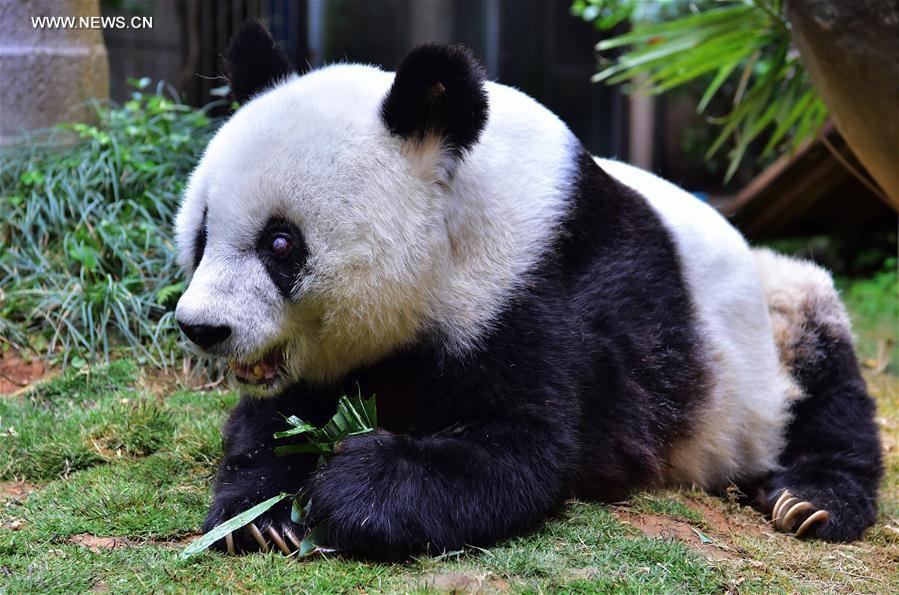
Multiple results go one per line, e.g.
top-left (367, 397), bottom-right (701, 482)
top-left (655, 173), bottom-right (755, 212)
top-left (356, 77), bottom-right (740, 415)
top-left (0, 80), bottom-right (220, 369)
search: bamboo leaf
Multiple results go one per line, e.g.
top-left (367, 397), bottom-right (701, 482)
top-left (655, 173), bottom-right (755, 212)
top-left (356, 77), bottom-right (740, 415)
top-left (698, 60), bottom-right (740, 113)
top-left (274, 443), bottom-right (329, 456)
top-left (272, 419), bottom-right (318, 439)
top-left (297, 524), bottom-right (333, 557)
top-left (760, 86), bottom-right (814, 156)
top-left (596, 4), bottom-right (757, 51)
top-left (705, 45), bottom-right (788, 159)
top-left (649, 40), bottom-right (765, 94)
top-left (586, 0), bottom-right (823, 179)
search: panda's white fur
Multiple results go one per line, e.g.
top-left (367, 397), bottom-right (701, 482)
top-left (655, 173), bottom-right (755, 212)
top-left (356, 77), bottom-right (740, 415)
top-left (177, 64), bottom-right (575, 385)
top-left (752, 247), bottom-right (854, 370)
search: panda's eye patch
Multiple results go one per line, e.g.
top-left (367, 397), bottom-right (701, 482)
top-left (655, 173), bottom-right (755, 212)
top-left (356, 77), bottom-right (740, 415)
top-left (270, 233), bottom-right (292, 257)
top-left (256, 218), bottom-right (307, 299)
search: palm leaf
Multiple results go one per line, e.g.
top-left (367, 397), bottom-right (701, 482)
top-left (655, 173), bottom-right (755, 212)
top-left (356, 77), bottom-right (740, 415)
top-left (583, 0), bottom-right (826, 181)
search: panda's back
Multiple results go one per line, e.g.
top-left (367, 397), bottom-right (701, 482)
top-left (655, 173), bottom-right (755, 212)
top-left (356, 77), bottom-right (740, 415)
top-left (596, 159), bottom-right (794, 489)
top-left (435, 81), bottom-right (795, 493)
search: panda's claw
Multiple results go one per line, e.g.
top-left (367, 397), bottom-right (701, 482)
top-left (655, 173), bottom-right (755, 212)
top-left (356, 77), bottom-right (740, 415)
top-left (247, 522), bottom-right (269, 552)
top-left (225, 531), bottom-right (236, 555)
top-left (282, 525), bottom-right (302, 550)
top-left (267, 525), bottom-right (292, 555)
top-left (774, 497), bottom-right (800, 528)
top-left (794, 509), bottom-right (829, 537)
top-left (769, 489), bottom-right (830, 537)
top-left (772, 489), bottom-right (793, 520)
top-left (781, 501), bottom-right (815, 532)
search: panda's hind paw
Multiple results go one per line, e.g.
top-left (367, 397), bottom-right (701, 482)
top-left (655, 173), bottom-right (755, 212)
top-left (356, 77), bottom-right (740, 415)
top-left (771, 489), bottom-right (830, 537)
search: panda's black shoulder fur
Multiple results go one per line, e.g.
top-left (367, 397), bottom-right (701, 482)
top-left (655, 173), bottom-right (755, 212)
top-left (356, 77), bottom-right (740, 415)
top-left (210, 147), bottom-right (709, 559)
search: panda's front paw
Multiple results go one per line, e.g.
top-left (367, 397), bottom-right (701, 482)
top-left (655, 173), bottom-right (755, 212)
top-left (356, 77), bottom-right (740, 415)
top-left (306, 431), bottom-right (428, 559)
top-left (203, 493), bottom-right (303, 555)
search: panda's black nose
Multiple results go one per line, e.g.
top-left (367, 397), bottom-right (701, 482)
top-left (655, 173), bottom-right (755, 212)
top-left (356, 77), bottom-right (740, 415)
top-left (178, 321), bottom-right (231, 349)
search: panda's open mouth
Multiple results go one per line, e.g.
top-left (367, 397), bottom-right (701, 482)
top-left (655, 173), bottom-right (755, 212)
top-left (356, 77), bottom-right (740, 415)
top-left (228, 349), bottom-right (282, 386)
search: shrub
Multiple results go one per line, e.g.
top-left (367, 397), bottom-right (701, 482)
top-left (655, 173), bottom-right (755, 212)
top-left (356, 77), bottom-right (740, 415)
top-left (0, 80), bottom-right (219, 368)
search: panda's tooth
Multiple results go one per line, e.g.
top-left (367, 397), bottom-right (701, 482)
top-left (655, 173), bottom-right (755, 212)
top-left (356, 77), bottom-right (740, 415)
top-left (253, 364), bottom-right (264, 379)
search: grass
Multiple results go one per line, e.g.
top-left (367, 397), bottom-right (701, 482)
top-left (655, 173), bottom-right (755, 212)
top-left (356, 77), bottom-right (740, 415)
top-left (0, 80), bottom-right (219, 369)
top-left (1, 292), bottom-right (896, 593)
top-left (838, 260), bottom-right (898, 373)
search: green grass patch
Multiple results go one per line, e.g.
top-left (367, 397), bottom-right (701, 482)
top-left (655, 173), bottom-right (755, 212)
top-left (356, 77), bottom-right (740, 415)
top-left (17, 454), bottom-right (208, 539)
top-left (627, 492), bottom-right (704, 525)
top-left (0, 360), bottom-right (230, 481)
top-left (837, 259), bottom-right (898, 372)
top-left (0, 80), bottom-right (218, 368)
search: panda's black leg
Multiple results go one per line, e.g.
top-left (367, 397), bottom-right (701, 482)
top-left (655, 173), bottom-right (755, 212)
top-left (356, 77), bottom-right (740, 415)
top-left (760, 331), bottom-right (882, 541)
top-left (306, 422), bottom-right (576, 560)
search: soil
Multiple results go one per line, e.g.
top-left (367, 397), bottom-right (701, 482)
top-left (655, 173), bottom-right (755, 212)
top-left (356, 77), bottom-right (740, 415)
top-left (613, 505), bottom-right (747, 561)
top-left (69, 534), bottom-right (134, 553)
top-left (415, 571), bottom-right (510, 593)
top-left (682, 497), bottom-right (773, 540)
top-left (0, 352), bottom-right (53, 395)
top-left (68, 533), bottom-right (203, 553)
top-left (0, 481), bottom-right (40, 501)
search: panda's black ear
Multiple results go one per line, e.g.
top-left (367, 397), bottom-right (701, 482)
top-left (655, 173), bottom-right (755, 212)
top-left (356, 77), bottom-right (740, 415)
top-left (381, 44), bottom-right (488, 157)
top-left (225, 22), bottom-right (294, 105)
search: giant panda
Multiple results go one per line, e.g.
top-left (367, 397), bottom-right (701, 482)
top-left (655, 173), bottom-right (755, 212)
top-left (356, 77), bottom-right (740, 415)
top-left (173, 23), bottom-right (883, 560)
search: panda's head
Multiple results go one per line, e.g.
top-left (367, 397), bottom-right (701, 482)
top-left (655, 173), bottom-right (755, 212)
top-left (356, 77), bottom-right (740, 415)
top-left (174, 23), bottom-right (488, 394)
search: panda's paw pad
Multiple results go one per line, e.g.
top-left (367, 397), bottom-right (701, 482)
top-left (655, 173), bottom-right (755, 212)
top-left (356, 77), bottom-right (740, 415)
top-left (771, 489), bottom-right (830, 537)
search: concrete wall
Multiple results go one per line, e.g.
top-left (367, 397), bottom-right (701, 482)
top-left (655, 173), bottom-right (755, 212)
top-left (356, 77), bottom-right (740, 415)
top-left (0, 0), bottom-right (109, 144)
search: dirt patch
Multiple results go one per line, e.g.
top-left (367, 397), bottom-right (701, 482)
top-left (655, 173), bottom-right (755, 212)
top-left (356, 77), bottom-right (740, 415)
top-left (137, 362), bottom-right (228, 398)
top-left (416, 571), bottom-right (509, 593)
top-left (68, 533), bottom-right (203, 553)
top-left (69, 534), bottom-right (135, 553)
top-left (0, 480), bottom-right (40, 501)
top-left (682, 497), bottom-right (774, 540)
top-left (158, 533), bottom-right (203, 548)
top-left (613, 509), bottom-right (739, 561)
top-left (0, 352), bottom-right (53, 395)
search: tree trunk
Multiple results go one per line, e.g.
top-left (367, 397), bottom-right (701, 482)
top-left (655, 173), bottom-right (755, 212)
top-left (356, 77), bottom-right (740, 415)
top-left (786, 0), bottom-right (899, 209)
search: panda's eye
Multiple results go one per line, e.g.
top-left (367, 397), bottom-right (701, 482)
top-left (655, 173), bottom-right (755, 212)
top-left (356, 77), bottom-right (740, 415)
top-left (270, 233), bottom-right (292, 257)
